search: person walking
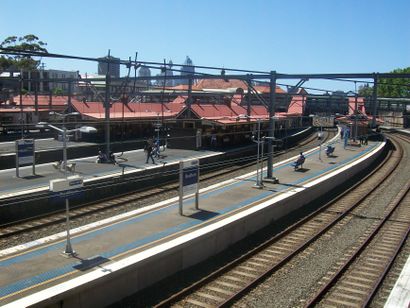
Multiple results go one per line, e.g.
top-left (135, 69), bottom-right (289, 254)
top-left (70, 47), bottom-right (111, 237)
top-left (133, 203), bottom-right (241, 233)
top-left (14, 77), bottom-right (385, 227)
top-left (144, 138), bottom-right (155, 164)
top-left (153, 139), bottom-right (160, 158)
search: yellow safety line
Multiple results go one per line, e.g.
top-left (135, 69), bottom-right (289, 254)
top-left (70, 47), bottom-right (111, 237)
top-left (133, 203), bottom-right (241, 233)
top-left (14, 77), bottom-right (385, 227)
top-left (0, 271), bottom-right (74, 301)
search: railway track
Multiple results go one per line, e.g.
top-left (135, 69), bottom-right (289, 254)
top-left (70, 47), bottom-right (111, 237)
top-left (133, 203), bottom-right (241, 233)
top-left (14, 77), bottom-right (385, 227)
top-left (153, 134), bottom-right (407, 307)
top-left (0, 129), bottom-right (335, 243)
top-left (304, 183), bottom-right (409, 307)
top-left (302, 132), bottom-right (410, 307)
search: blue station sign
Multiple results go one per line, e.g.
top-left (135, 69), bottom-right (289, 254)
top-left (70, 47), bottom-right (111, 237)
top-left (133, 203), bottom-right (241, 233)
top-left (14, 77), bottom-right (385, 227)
top-left (183, 166), bottom-right (199, 187)
top-left (16, 139), bottom-right (35, 166)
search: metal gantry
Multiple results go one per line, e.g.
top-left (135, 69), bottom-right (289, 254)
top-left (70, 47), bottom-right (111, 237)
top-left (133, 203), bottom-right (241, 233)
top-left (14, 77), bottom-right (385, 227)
top-left (2, 47), bottom-right (410, 181)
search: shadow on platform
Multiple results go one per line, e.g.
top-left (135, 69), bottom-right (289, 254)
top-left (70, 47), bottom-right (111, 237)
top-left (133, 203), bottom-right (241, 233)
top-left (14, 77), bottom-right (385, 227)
top-left (294, 168), bottom-right (310, 173)
top-left (21, 174), bottom-right (44, 180)
top-left (73, 255), bottom-right (111, 272)
top-left (188, 210), bottom-right (219, 221)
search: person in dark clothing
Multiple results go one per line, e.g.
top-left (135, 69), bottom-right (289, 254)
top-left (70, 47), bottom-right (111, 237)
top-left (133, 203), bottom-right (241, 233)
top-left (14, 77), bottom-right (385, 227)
top-left (109, 151), bottom-right (117, 164)
top-left (96, 150), bottom-right (107, 163)
top-left (144, 139), bottom-right (155, 164)
top-left (293, 152), bottom-right (305, 170)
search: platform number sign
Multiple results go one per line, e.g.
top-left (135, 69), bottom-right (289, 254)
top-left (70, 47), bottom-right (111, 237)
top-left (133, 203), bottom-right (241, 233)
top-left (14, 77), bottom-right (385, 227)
top-left (179, 159), bottom-right (199, 215)
top-left (16, 139), bottom-right (34, 165)
top-left (15, 139), bottom-right (35, 177)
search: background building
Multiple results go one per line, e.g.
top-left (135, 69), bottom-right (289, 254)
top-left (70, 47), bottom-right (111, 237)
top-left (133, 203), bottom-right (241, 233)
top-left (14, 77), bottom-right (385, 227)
top-left (98, 55), bottom-right (120, 78)
top-left (156, 60), bottom-right (175, 87)
top-left (179, 56), bottom-right (195, 85)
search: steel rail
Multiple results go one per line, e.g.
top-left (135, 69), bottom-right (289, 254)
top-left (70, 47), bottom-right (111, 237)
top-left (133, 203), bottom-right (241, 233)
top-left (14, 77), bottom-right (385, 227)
top-left (153, 135), bottom-right (396, 307)
top-left (0, 131), bottom-right (329, 240)
top-left (304, 135), bottom-right (409, 307)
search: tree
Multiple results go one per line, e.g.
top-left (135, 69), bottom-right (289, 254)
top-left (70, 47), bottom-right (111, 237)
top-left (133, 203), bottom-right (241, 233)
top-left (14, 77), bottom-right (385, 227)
top-left (0, 34), bottom-right (48, 72)
top-left (378, 67), bottom-right (410, 98)
top-left (358, 84), bottom-right (373, 97)
top-left (357, 67), bottom-right (410, 98)
top-left (52, 87), bottom-right (64, 96)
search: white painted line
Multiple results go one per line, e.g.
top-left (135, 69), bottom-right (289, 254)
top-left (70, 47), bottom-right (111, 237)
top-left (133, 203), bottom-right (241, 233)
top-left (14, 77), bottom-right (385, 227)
top-left (2, 175), bottom-right (306, 308)
top-left (0, 140), bottom-right (383, 257)
top-left (0, 138), bottom-right (54, 146)
top-left (0, 150), bottom-right (223, 200)
top-left (3, 139), bottom-right (386, 307)
top-left (0, 153), bottom-right (231, 257)
top-left (304, 141), bottom-right (385, 188)
top-left (0, 149), bottom-right (145, 173)
top-left (384, 255), bottom-right (410, 308)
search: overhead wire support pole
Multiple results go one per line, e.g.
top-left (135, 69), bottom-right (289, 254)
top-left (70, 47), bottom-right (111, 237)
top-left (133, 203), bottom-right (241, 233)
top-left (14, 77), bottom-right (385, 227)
top-left (105, 50), bottom-right (111, 156)
top-left (255, 119), bottom-right (262, 189)
top-left (187, 75), bottom-right (193, 118)
top-left (67, 79), bottom-right (72, 112)
top-left (19, 72), bottom-right (24, 139)
top-left (161, 59), bottom-right (167, 126)
top-left (61, 117), bottom-right (74, 255)
top-left (247, 74), bottom-right (252, 118)
top-left (354, 82), bottom-right (358, 141)
top-left (267, 71), bottom-right (276, 179)
top-left (371, 73), bottom-right (379, 128)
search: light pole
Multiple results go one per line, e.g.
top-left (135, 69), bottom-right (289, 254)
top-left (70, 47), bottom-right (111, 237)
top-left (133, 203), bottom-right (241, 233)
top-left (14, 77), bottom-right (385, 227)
top-left (319, 124), bottom-right (323, 161)
top-left (354, 93), bottom-right (358, 141)
top-left (238, 115), bottom-right (278, 188)
top-left (37, 112), bottom-right (96, 256)
top-left (348, 90), bottom-right (359, 142)
top-left (254, 119), bottom-right (263, 188)
top-left (310, 114), bottom-right (323, 161)
top-left (156, 112), bottom-right (161, 146)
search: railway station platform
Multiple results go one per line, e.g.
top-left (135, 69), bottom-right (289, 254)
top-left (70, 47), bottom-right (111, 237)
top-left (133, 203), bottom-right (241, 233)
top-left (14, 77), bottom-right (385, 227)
top-left (0, 136), bottom-right (390, 307)
top-left (0, 146), bottom-right (223, 200)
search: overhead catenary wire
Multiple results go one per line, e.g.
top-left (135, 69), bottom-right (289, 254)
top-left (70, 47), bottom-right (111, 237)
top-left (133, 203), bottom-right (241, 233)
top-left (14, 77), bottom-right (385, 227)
top-left (324, 77), bottom-right (410, 89)
top-left (0, 47), bottom-right (269, 76)
top-left (2, 47), bottom-right (410, 82)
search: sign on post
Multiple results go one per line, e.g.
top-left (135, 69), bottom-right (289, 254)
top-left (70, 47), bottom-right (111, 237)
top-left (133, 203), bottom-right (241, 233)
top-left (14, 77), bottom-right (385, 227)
top-left (15, 139), bottom-right (35, 177)
top-left (312, 116), bottom-right (335, 128)
top-left (179, 159), bottom-right (199, 215)
top-left (49, 175), bottom-right (84, 193)
top-left (196, 129), bottom-right (202, 149)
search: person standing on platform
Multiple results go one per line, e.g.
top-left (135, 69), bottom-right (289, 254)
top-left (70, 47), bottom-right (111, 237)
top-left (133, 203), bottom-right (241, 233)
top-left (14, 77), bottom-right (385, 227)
top-left (144, 138), bottom-right (155, 164)
top-left (210, 132), bottom-right (217, 147)
top-left (343, 127), bottom-right (350, 148)
top-left (153, 138), bottom-right (160, 158)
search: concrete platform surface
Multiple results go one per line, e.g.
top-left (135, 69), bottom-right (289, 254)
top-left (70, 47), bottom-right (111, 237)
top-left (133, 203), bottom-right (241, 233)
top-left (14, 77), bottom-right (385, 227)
top-left (0, 138), bottom-right (95, 156)
top-left (0, 147), bottom-right (222, 199)
top-left (0, 138), bottom-right (385, 306)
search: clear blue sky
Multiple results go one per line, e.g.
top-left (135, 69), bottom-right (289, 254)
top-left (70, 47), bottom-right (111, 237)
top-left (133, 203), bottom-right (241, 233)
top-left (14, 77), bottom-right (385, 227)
top-left (1, 0), bottom-right (409, 93)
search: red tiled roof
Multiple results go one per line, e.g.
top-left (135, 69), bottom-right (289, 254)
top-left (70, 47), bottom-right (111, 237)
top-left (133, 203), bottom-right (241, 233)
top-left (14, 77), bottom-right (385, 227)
top-left (348, 97), bottom-right (366, 115)
top-left (71, 100), bottom-right (185, 120)
top-left (170, 95), bottom-right (187, 106)
top-left (194, 79), bottom-right (247, 90)
top-left (253, 85), bottom-right (286, 94)
top-left (189, 102), bottom-right (276, 125)
top-left (249, 105), bottom-right (268, 118)
top-left (167, 85), bottom-right (190, 91)
top-left (11, 95), bottom-right (77, 107)
top-left (191, 103), bottom-right (246, 119)
top-left (231, 94), bottom-right (243, 105)
top-left (193, 79), bottom-right (285, 94)
top-left (0, 108), bottom-right (38, 113)
top-left (287, 95), bottom-right (305, 115)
